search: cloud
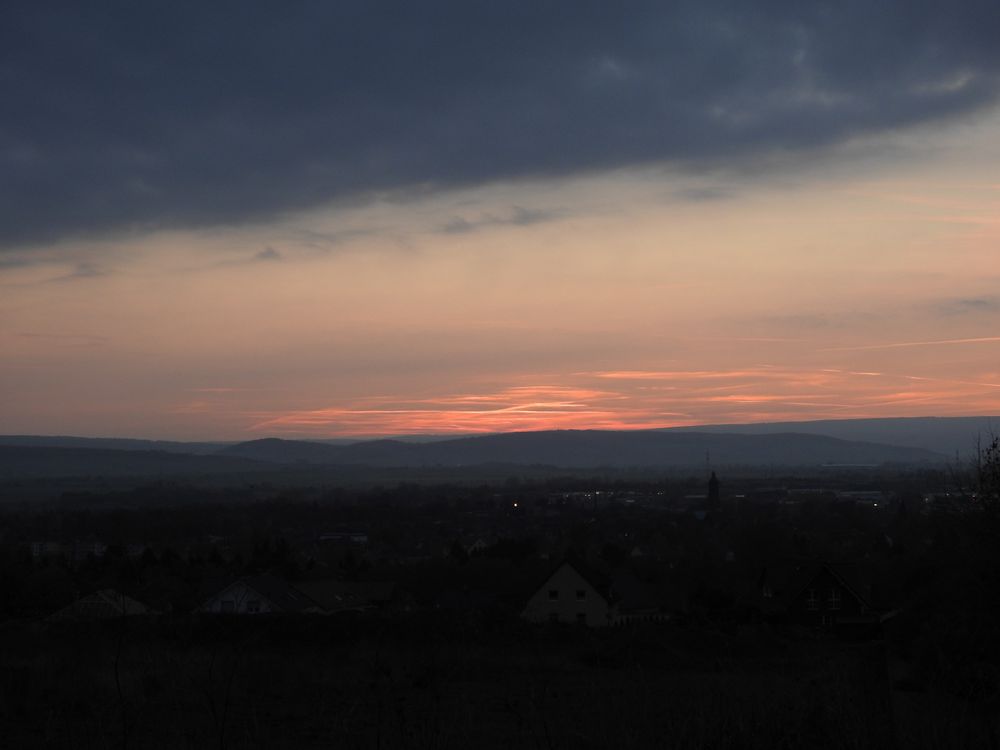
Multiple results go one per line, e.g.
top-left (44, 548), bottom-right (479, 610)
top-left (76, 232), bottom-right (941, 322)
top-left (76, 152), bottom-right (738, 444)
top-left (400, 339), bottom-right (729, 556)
top-left (47, 261), bottom-right (107, 283)
top-left (935, 295), bottom-right (1000, 315)
top-left (253, 247), bottom-right (282, 262)
top-left (0, 256), bottom-right (36, 270)
top-left (438, 206), bottom-right (563, 234)
top-left (242, 365), bottom-right (1000, 436)
top-left (248, 384), bottom-right (678, 435)
top-left (291, 228), bottom-right (377, 251)
top-left (822, 337), bottom-right (1000, 352)
top-left (17, 331), bottom-right (108, 346)
top-left (668, 186), bottom-right (735, 203)
top-left (3, 1), bottom-right (1000, 249)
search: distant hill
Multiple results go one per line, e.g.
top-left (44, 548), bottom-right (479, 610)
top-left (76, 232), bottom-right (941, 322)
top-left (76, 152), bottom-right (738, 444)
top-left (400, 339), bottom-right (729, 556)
top-left (0, 446), bottom-right (267, 480)
top-left (666, 416), bottom-right (999, 458)
top-left (0, 435), bottom-right (227, 454)
top-left (215, 437), bottom-right (342, 463)
top-left (5, 415), bottom-right (993, 460)
top-left (4, 418), bottom-right (976, 479)
top-left (220, 430), bottom-right (944, 468)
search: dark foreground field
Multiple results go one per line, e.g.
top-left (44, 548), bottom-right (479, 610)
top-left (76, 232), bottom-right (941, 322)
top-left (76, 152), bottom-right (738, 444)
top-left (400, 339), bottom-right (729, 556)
top-left (3, 615), bottom-right (992, 749)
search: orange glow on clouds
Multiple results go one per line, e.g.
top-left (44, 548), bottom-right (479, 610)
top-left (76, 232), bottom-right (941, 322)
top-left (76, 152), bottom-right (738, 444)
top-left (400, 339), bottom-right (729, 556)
top-left (822, 337), bottom-right (1000, 351)
top-left (250, 386), bottom-right (678, 436)
top-left (244, 366), bottom-right (1000, 437)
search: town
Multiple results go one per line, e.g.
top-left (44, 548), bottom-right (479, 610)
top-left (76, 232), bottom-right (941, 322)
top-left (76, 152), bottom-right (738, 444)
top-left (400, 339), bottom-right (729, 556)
top-left (1, 459), bottom-right (996, 747)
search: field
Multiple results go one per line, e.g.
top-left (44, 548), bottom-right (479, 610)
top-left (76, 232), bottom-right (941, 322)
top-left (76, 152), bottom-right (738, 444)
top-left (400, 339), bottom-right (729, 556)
top-left (0, 615), bottom-right (913, 749)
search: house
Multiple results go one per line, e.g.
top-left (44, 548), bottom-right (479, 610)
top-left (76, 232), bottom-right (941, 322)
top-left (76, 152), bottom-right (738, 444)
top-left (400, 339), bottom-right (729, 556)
top-left (48, 589), bottom-right (154, 621)
top-left (198, 575), bottom-right (404, 616)
top-left (318, 531), bottom-right (369, 546)
top-left (30, 541), bottom-right (63, 559)
top-left (294, 580), bottom-right (404, 614)
top-left (629, 544), bottom-right (659, 560)
top-left (758, 561), bottom-right (881, 632)
top-left (523, 560), bottom-right (678, 627)
top-left (291, 580), bottom-right (369, 614)
top-left (522, 560), bottom-right (613, 627)
top-left (29, 539), bottom-right (107, 564)
top-left (464, 537), bottom-right (492, 556)
top-left (71, 539), bottom-right (108, 564)
top-left (197, 575), bottom-right (323, 615)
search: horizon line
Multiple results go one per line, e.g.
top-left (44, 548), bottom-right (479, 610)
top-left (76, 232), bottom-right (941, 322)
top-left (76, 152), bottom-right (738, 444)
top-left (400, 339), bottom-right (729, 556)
top-left (3, 413), bottom-right (999, 444)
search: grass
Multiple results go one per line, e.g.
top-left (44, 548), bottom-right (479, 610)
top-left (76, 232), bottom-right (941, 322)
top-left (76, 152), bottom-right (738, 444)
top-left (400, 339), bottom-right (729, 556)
top-left (0, 616), bottom-right (990, 748)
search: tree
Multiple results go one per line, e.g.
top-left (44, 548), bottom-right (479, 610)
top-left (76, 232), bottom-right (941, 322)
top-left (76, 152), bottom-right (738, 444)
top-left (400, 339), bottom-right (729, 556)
top-left (975, 434), bottom-right (1000, 515)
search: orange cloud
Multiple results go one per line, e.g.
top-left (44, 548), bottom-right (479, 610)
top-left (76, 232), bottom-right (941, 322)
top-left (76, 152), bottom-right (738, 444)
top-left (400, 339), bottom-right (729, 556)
top-left (248, 384), bottom-right (686, 436)
top-left (239, 366), bottom-right (1000, 437)
top-left (822, 336), bottom-right (1000, 351)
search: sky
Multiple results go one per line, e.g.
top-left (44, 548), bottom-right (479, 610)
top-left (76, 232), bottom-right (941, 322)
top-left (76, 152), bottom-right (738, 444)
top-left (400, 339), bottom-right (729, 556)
top-left (2, 1), bottom-right (1000, 440)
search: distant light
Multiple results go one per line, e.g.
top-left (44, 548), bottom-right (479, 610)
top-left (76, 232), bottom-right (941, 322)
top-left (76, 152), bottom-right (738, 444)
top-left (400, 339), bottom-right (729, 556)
top-left (513, 502), bottom-right (518, 508)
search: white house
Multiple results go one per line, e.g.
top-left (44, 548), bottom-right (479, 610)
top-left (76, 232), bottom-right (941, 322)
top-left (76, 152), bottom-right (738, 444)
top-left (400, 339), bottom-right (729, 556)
top-left (522, 561), bottom-right (612, 627)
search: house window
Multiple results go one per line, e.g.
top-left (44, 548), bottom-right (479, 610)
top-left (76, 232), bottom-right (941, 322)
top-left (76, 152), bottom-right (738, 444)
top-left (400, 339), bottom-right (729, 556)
top-left (548, 613), bottom-right (559, 623)
top-left (548, 589), bottom-right (559, 600)
top-left (828, 590), bottom-right (841, 611)
top-left (247, 600), bottom-right (261, 614)
top-left (576, 613), bottom-right (587, 624)
top-left (575, 589), bottom-right (586, 601)
top-left (221, 600), bottom-right (235, 613)
top-left (806, 589), bottom-right (818, 611)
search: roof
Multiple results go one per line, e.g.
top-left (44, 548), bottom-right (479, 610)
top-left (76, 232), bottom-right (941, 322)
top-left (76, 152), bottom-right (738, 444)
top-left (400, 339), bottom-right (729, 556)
top-left (528, 558), bottom-right (613, 604)
top-left (559, 558), bottom-right (613, 598)
top-left (821, 563), bottom-right (873, 608)
top-left (202, 575), bottom-right (321, 614)
top-left (292, 580), bottom-right (394, 613)
top-left (759, 560), bottom-right (874, 611)
top-left (48, 589), bottom-right (154, 621)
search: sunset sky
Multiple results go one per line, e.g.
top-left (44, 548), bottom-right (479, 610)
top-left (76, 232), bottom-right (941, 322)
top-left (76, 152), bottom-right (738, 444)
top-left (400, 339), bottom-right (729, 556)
top-left (2, 2), bottom-right (1000, 439)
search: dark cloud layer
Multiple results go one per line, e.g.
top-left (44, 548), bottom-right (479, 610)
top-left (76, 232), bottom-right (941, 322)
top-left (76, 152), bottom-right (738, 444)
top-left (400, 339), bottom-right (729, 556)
top-left (3, 1), bottom-right (1000, 248)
